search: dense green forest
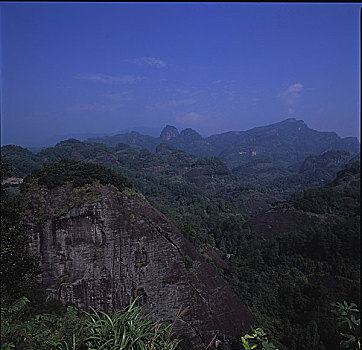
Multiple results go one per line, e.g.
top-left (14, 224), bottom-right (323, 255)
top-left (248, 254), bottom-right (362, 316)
top-left (1, 137), bottom-right (360, 349)
top-left (22, 159), bottom-right (133, 192)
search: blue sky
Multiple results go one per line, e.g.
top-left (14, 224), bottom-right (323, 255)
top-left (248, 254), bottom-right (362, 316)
top-left (1, 2), bottom-right (360, 146)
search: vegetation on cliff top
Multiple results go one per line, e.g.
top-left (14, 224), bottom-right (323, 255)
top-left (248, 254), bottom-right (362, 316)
top-left (22, 159), bottom-right (133, 192)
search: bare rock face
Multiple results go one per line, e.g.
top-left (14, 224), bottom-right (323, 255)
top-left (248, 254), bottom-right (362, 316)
top-left (26, 182), bottom-right (253, 348)
top-left (160, 125), bottom-right (179, 141)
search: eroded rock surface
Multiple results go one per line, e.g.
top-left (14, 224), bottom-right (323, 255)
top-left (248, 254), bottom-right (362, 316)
top-left (27, 182), bottom-right (253, 348)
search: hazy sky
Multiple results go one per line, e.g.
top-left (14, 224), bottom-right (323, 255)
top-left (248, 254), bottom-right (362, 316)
top-left (1, 2), bottom-right (360, 146)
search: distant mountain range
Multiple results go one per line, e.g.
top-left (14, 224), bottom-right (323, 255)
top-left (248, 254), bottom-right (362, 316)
top-left (86, 118), bottom-right (360, 186)
top-left (7, 126), bottom-right (164, 149)
top-left (3, 118), bottom-right (359, 195)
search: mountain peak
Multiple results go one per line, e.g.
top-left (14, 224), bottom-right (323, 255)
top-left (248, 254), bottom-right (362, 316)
top-left (281, 118), bottom-right (307, 126)
top-left (180, 128), bottom-right (203, 140)
top-left (160, 125), bottom-right (179, 141)
top-left (55, 138), bottom-right (83, 147)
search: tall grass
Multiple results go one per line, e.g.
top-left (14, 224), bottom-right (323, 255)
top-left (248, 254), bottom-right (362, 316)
top-left (81, 298), bottom-right (182, 350)
top-left (1, 297), bottom-right (183, 350)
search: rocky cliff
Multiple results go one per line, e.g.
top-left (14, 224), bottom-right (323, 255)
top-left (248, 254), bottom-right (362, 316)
top-left (25, 181), bottom-right (254, 348)
top-left (160, 125), bottom-right (180, 141)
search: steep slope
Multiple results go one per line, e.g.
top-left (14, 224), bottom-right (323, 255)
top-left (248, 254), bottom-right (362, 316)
top-left (166, 128), bottom-right (215, 157)
top-left (1, 145), bottom-right (42, 177)
top-left (228, 161), bottom-right (360, 349)
top-left (23, 161), bottom-right (254, 348)
top-left (160, 125), bottom-right (179, 141)
top-left (243, 204), bottom-right (332, 239)
top-left (223, 118), bottom-right (359, 182)
top-left (244, 160), bottom-right (360, 238)
top-left (261, 149), bottom-right (357, 196)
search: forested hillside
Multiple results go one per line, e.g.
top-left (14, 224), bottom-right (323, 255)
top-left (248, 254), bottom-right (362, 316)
top-left (1, 120), bottom-right (360, 349)
top-left (226, 162), bottom-right (360, 349)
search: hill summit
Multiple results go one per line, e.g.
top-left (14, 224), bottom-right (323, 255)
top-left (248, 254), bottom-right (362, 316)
top-left (160, 125), bottom-right (179, 141)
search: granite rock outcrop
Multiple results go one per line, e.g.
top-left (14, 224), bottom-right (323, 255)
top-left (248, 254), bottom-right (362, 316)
top-left (26, 181), bottom-right (254, 348)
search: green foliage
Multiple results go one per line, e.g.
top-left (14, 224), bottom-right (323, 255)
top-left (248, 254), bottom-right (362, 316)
top-left (241, 328), bottom-right (278, 350)
top-left (82, 299), bottom-right (180, 350)
top-left (82, 189), bottom-right (102, 202)
top-left (87, 132), bottom-right (160, 151)
top-left (259, 151), bottom-right (357, 197)
top-left (0, 161), bottom-right (40, 304)
top-left (227, 213), bottom-right (360, 349)
top-left (331, 301), bottom-right (361, 349)
top-left (66, 186), bottom-right (103, 209)
top-left (22, 160), bottom-right (133, 192)
top-left (1, 298), bottom-right (84, 350)
top-left (182, 255), bottom-right (194, 269)
top-left (1, 297), bottom-right (181, 350)
top-left (1, 145), bottom-right (42, 177)
top-left (228, 162), bottom-right (360, 349)
top-left (38, 139), bottom-right (111, 163)
top-left (1, 297), bottom-right (30, 350)
top-left (121, 187), bottom-right (146, 200)
top-left (289, 160), bottom-right (360, 216)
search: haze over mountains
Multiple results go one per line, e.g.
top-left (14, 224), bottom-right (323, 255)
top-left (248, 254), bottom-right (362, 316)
top-left (85, 118), bottom-right (359, 188)
top-left (3, 118), bottom-right (359, 194)
top-left (18, 126), bottom-right (164, 150)
top-left (86, 118), bottom-right (359, 157)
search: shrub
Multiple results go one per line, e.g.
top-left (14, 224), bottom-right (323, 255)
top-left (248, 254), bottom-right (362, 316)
top-left (241, 328), bottom-right (279, 350)
top-left (331, 301), bottom-right (361, 349)
top-left (1, 297), bottom-right (182, 350)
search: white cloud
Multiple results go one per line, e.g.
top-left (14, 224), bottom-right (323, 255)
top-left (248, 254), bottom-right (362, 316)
top-left (70, 103), bottom-right (124, 113)
top-left (175, 111), bottom-right (202, 126)
top-left (103, 90), bottom-right (134, 101)
top-left (175, 88), bottom-right (191, 94)
top-left (124, 57), bottom-right (167, 68)
top-left (286, 83), bottom-right (303, 93)
top-left (156, 98), bottom-right (196, 109)
top-left (74, 73), bottom-right (146, 84)
top-left (278, 83), bottom-right (304, 105)
top-left (286, 108), bottom-right (296, 115)
top-left (212, 79), bottom-right (237, 85)
top-left (317, 107), bottom-right (325, 114)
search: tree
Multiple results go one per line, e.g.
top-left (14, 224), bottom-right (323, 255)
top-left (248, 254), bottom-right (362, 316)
top-left (0, 161), bottom-right (40, 305)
